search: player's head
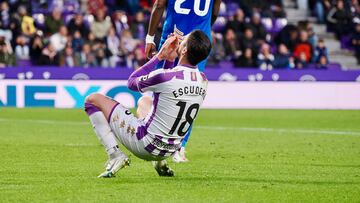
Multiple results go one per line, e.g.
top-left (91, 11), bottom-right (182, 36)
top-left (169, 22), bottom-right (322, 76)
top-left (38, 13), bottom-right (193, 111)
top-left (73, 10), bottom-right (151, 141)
top-left (178, 30), bottom-right (212, 66)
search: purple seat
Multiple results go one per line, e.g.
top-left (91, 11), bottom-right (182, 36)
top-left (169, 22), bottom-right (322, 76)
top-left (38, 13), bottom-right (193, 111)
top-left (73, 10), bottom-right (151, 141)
top-left (218, 60), bottom-right (234, 68)
top-left (64, 14), bottom-right (75, 25)
top-left (326, 63), bottom-right (342, 70)
top-left (261, 18), bottom-right (273, 32)
top-left (33, 13), bottom-right (46, 29)
top-left (273, 18), bottom-right (287, 33)
top-left (17, 59), bottom-right (32, 68)
top-left (226, 3), bottom-right (239, 17)
top-left (340, 36), bottom-right (354, 50)
top-left (212, 17), bottom-right (227, 33)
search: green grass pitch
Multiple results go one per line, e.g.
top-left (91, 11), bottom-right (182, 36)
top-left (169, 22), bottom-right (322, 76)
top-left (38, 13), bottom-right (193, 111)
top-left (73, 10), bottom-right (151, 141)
top-left (0, 108), bottom-right (360, 202)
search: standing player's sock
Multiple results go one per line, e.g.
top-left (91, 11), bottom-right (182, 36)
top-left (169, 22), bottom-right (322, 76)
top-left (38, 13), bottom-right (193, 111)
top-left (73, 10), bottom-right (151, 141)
top-left (181, 126), bottom-right (192, 148)
top-left (85, 103), bottom-right (119, 157)
top-left (173, 126), bottom-right (192, 163)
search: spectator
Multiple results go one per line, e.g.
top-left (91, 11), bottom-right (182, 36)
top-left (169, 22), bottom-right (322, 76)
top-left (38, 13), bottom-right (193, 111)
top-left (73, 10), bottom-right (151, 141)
top-left (223, 29), bottom-right (241, 61)
top-left (107, 27), bottom-right (121, 67)
top-left (17, 6), bottom-right (36, 37)
top-left (0, 2), bottom-right (15, 46)
top-left (130, 11), bottom-right (147, 40)
top-left (59, 46), bottom-right (78, 67)
top-left (126, 0), bottom-right (140, 15)
top-left (87, 0), bottom-right (107, 15)
top-left (241, 0), bottom-right (268, 16)
top-left (269, 0), bottom-right (286, 18)
top-left (67, 14), bottom-right (90, 38)
top-left (79, 0), bottom-right (88, 14)
top-left (313, 38), bottom-right (329, 63)
top-left (0, 41), bottom-right (16, 67)
top-left (239, 28), bottom-right (257, 52)
top-left (207, 32), bottom-right (225, 65)
top-left (120, 29), bottom-right (139, 68)
top-left (257, 43), bottom-right (274, 70)
top-left (247, 13), bottom-right (267, 42)
top-left (317, 55), bottom-right (328, 69)
top-left (45, 8), bottom-right (64, 36)
top-left (225, 8), bottom-right (246, 36)
top-left (308, 25), bottom-right (318, 49)
top-left (274, 44), bottom-right (293, 68)
top-left (295, 52), bottom-right (309, 69)
top-left (39, 43), bottom-right (59, 65)
top-left (133, 47), bottom-right (146, 69)
top-left (293, 30), bottom-right (312, 63)
top-left (30, 33), bottom-right (44, 65)
top-left (112, 10), bottom-right (129, 36)
top-left (299, 20), bottom-right (318, 48)
top-left (86, 32), bottom-right (97, 48)
top-left (72, 31), bottom-right (84, 52)
top-left (352, 23), bottom-right (360, 64)
top-left (50, 25), bottom-right (68, 52)
top-left (327, 0), bottom-right (352, 39)
top-left (90, 9), bottom-right (112, 40)
top-left (236, 48), bottom-right (256, 68)
top-left (314, 0), bottom-right (332, 24)
top-left (15, 35), bottom-right (29, 60)
top-left (0, 2), bottom-right (11, 30)
top-left (58, 0), bottom-right (80, 13)
top-left (275, 25), bottom-right (298, 51)
top-left (76, 43), bottom-right (97, 67)
top-left (95, 44), bottom-right (110, 67)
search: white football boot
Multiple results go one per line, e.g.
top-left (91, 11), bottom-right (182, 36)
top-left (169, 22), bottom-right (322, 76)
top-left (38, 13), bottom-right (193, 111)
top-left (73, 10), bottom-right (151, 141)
top-left (98, 151), bottom-right (130, 178)
top-left (172, 147), bottom-right (189, 163)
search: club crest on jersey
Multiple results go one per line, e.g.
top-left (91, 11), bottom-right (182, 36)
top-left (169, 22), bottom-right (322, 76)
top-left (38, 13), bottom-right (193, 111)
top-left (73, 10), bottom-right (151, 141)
top-left (191, 72), bottom-right (197, 81)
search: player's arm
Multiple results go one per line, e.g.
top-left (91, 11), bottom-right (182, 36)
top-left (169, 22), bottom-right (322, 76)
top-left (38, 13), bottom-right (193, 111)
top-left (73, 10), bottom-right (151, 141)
top-left (127, 56), bottom-right (162, 92)
top-left (145, 0), bottom-right (168, 59)
top-left (211, 0), bottom-right (221, 26)
top-left (128, 36), bottom-right (178, 92)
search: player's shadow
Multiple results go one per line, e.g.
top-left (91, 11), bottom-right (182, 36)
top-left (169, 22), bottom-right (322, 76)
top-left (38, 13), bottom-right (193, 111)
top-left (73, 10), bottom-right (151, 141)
top-left (109, 176), bottom-right (360, 186)
top-left (303, 163), bottom-right (360, 168)
top-left (177, 177), bottom-right (360, 186)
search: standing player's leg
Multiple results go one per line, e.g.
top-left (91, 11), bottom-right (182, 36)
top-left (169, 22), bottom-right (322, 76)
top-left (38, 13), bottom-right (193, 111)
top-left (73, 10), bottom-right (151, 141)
top-left (84, 93), bottom-right (130, 178)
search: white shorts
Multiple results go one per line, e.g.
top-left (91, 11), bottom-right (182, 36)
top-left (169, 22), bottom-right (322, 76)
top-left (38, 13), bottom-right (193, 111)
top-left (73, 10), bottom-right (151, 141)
top-left (109, 103), bottom-right (170, 161)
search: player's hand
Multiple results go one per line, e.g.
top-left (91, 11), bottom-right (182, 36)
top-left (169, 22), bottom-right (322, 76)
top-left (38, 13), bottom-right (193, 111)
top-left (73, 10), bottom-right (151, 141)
top-left (167, 36), bottom-right (179, 62)
top-left (157, 35), bottom-right (178, 61)
top-left (145, 43), bottom-right (157, 59)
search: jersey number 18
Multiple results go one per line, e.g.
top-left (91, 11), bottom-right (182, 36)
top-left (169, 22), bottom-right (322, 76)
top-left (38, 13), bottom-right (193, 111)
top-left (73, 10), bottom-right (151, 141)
top-left (174, 0), bottom-right (211, 17)
top-left (169, 101), bottom-right (200, 136)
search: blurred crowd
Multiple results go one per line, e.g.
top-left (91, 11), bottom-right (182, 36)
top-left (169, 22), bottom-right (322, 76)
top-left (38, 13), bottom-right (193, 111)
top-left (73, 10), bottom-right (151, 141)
top-left (0, 0), bottom-right (336, 69)
top-left (0, 0), bottom-right (152, 68)
top-left (310, 0), bottom-right (360, 64)
top-left (208, 7), bottom-right (329, 69)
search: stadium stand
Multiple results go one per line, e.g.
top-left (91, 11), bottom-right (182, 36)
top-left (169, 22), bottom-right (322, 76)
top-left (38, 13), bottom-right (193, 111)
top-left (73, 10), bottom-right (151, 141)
top-left (0, 0), bottom-right (358, 69)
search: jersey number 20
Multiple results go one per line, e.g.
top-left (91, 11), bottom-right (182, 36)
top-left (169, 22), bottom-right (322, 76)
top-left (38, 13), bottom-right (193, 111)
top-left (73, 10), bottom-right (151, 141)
top-left (174, 0), bottom-right (211, 17)
top-left (169, 101), bottom-right (200, 136)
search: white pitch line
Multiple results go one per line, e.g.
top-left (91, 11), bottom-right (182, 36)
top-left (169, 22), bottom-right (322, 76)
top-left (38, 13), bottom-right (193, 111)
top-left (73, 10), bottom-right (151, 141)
top-left (0, 118), bottom-right (88, 126)
top-left (1, 118), bottom-right (360, 136)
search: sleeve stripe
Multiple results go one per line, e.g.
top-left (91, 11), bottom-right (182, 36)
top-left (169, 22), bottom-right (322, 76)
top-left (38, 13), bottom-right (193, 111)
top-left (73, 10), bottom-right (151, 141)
top-left (139, 70), bottom-right (184, 91)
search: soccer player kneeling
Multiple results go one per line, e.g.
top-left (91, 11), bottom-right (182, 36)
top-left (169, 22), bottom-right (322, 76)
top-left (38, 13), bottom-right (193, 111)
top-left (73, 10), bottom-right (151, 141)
top-left (84, 30), bottom-right (211, 178)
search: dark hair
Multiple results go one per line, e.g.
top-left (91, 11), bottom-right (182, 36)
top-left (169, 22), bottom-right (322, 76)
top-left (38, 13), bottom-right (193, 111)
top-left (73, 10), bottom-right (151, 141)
top-left (186, 30), bottom-right (212, 66)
